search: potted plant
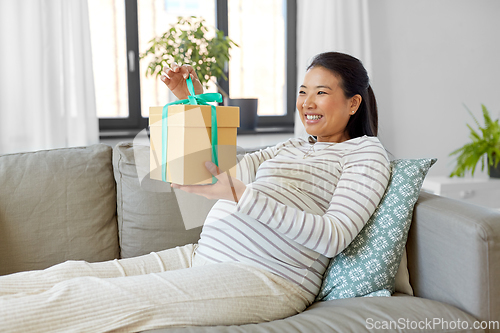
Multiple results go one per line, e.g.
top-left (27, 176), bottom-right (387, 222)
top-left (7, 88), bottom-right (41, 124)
top-left (449, 104), bottom-right (500, 178)
top-left (140, 17), bottom-right (259, 131)
top-left (140, 16), bottom-right (237, 95)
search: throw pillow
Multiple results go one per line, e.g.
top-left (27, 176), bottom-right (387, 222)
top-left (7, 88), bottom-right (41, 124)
top-left (316, 158), bottom-right (437, 301)
top-left (113, 142), bottom-right (212, 258)
top-left (0, 145), bottom-right (119, 275)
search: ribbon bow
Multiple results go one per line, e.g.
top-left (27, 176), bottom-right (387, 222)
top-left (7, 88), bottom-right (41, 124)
top-left (161, 75), bottom-right (223, 183)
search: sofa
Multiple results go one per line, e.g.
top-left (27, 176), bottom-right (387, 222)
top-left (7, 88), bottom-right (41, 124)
top-left (0, 142), bottom-right (499, 333)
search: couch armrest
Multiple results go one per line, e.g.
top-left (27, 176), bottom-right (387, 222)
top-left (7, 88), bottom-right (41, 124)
top-left (407, 191), bottom-right (500, 325)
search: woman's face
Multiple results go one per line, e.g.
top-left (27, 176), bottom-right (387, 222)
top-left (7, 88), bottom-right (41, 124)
top-left (296, 66), bottom-right (361, 143)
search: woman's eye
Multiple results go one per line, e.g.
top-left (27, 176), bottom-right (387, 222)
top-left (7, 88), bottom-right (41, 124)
top-left (318, 91), bottom-right (327, 95)
top-left (298, 90), bottom-right (305, 95)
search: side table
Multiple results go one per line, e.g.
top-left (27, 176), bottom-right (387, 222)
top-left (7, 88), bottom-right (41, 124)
top-left (421, 176), bottom-right (500, 210)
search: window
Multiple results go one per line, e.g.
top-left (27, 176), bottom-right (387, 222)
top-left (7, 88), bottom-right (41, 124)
top-left (228, 0), bottom-right (286, 117)
top-left (88, 0), bottom-right (296, 134)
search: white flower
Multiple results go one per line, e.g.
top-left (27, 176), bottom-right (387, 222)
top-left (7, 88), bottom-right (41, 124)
top-left (349, 267), bottom-right (366, 282)
top-left (388, 227), bottom-right (403, 242)
top-left (339, 288), bottom-right (355, 299)
top-left (365, 258), bottom-right (382, 274)
top-left (374, 273), bottom-right (387, 287)
top-left (382, 250), bottom-right (397, 264)
top-left (356, 281), bottom-right (372, 295)
top-left (372, 236), bottom-right (389, 251)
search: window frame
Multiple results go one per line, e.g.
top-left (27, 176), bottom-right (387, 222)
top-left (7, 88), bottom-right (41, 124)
top-left (99, 0), bottom-right (296, 133)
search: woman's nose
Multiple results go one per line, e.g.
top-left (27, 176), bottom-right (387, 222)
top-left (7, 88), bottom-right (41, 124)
top-left (302, 98), bottom-right (314, 109)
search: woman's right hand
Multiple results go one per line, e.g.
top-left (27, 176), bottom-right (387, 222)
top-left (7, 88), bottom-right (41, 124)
top-left (160, 63), bottom-right (204, 100)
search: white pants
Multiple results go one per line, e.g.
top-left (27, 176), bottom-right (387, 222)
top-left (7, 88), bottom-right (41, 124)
top-left (0, 244), bottom-right (311, 332)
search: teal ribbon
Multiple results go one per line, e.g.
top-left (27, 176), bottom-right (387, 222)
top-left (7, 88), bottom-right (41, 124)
top-left (161, 76), bottom-right (222, 184)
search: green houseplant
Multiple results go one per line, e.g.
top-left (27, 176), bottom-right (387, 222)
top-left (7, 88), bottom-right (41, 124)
top-left (140, 16), bottom-right (237, 97)
top-left (140, 16), bottom-right (260, 131)
top-left (449, 104), bottom-right (500, 178)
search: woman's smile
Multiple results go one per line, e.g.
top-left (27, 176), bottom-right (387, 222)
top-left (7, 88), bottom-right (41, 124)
top-left (304, 113), bottom-right (324, 123)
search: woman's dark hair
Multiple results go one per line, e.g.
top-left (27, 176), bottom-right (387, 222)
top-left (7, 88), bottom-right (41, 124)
top-left (307, 52), bottom-right (378, 138)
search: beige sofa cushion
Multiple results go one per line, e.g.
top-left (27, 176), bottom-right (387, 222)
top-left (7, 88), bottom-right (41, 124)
top-left (0, 144), bottom-right (119, 275)
top-left (113, 142), bottom-right (213, 258)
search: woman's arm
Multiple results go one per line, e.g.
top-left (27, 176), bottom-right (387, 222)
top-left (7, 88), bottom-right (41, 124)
top-left (171, 142), bottom-right (283, 201)
top-left (236, 144), bottom-right (282, 184)
top-left (236, 146), bottom-right (390, 258)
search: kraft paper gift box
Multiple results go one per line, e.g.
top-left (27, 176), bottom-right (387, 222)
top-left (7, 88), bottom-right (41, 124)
top-left (149, 104), bottom-right (240, 185)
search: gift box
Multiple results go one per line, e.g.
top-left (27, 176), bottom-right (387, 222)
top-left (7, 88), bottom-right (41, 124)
top-left (149, 104), bottom-right (240, 185)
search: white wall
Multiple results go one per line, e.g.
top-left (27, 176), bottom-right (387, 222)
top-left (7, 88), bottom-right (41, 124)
top-left (369, 0), bottom-right (500, 176)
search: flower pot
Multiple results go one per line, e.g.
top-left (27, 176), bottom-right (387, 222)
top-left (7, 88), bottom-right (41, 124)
top-left (228, 98), bottom-right (258, 131)
top-left (488, 156), bottom-right (500, 178)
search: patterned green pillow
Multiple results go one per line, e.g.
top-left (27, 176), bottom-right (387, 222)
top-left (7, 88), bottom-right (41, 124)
top-left (316, 158), bottom-right (437, 301)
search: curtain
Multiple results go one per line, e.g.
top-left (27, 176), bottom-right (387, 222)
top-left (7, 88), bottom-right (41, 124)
top-left (0, 0), bottom-right (98, 154)
top-left (294, 0), bottom-right (372, 139)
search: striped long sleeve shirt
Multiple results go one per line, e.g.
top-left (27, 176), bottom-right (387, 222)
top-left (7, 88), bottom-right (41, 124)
top-left (195, 135), bottom-right (390, 300)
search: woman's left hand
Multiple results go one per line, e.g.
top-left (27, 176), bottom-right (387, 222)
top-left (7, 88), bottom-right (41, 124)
top-left (171, 162), bottom-right (246, 202)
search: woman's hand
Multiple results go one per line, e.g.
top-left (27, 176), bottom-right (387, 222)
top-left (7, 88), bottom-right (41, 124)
top-left (171, 162), bottom-right (246, 203)
top-left (160, 63), bottom-right (204, 100)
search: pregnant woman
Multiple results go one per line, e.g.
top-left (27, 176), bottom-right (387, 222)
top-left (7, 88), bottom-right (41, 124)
top-left (0, 52), bottom-right (389, 332)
